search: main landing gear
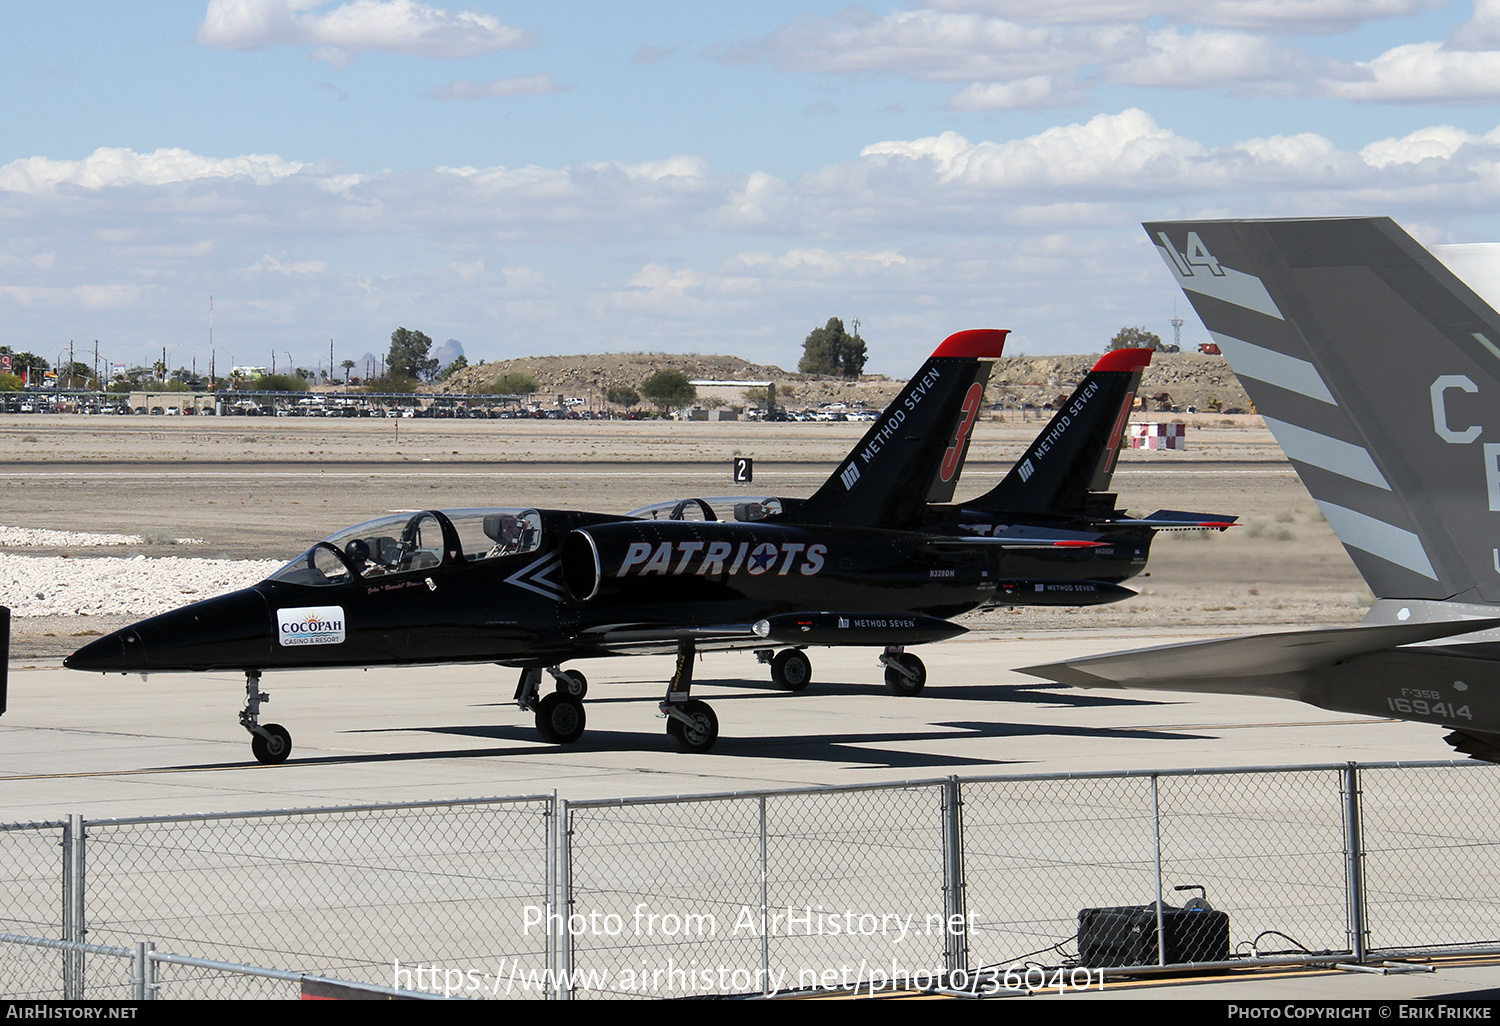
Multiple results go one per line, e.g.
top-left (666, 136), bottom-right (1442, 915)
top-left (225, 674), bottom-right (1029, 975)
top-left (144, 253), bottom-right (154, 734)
top-left (879, 646), bottom-right (927, 696)
top-left (515, 665), bottom-right (587, 744)
top-left (757, 648), bottom-right (812, 691)
top-left (241, 670), bottom-right (293, 764)
top-left (660, 639), bottom-right (718, 753)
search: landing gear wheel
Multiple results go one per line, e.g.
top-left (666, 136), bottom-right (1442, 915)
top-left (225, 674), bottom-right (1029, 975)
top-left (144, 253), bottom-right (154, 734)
top-left (557, 670), bottom-right (588, 699)
top-left (251, 723), bottom-right (292, 764)
top-left (666, 700), bottom-right (719, 753)
top-left (884, 654), bottom-right (927, 696)
top-left (770, 649), bottom-right (812, 691)
top-left (535, 693), bottom-right (586, 744)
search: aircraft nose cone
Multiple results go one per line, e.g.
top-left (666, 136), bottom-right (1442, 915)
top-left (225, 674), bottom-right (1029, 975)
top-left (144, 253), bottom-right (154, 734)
top-left (64, 589), bottom-right (272, 673)
top-left (63, 629), bottom-right (139, 672)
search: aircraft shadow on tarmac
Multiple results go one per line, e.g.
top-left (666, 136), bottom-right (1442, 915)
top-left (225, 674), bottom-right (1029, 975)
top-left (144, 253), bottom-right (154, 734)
top-left (476, 675), bottom-right (1177, 710)
top-left (337, 716), bottom-right (1214, 770)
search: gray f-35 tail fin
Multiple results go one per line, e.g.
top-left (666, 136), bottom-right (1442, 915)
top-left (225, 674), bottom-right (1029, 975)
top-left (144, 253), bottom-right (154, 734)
top-left (1145, 217), bottom-right (1500, 608)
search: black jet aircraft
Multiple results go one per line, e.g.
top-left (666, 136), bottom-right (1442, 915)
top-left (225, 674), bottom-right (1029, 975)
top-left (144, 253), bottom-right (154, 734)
top-left (61, 329), bottom-right (1231, 762)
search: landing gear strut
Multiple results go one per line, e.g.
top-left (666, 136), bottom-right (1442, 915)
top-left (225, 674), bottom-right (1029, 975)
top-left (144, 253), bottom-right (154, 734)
top-left (240, 670), bottom-right (293, 764)
top-left (515, 665), bottom-right (586, 743)
top-left (660, 639), bottom-right (719, 752)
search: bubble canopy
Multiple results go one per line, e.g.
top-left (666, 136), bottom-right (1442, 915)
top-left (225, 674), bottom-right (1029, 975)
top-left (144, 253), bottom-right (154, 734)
top-left (266, 508), bottom-right (544, 587)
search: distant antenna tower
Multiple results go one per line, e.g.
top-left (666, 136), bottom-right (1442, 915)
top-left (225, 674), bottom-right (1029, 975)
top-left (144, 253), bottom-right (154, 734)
top-left (1170, 314), bottom-right (1184, 351)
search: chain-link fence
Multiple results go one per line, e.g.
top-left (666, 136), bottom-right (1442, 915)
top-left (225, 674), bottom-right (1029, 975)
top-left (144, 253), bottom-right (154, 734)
top-left (2, 796), bottom-right (553, 999)
top-left (4, 763), bottom-right (1500, 999)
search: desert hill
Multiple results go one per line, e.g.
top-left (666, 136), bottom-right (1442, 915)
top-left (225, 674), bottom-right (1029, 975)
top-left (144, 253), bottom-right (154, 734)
top-left (439, 350), bottom-right (1251, 413)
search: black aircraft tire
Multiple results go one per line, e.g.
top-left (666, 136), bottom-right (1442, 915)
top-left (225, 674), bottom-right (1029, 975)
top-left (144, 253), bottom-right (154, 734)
top-left (770, 649), bottom-right (812, 692)
top-left (557, 670), bottom-right (588, 699)
top-left (666, 700), bottom-right (719, 753)
top-left (884, 654), bottom-right (927, 696)
top-left (535, 693), bottom-right (586, 744)
top-left (251, 724), bottom-right (293, 765)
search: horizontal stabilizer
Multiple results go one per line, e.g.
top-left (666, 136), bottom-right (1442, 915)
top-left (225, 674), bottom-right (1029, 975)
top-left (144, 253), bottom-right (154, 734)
top-left (1104, 510), bottom-right (1238, 531)
top-left (924, 525), bottom-right (1107, 551)
top-left (1021, 618), bottom-right (1500, 693)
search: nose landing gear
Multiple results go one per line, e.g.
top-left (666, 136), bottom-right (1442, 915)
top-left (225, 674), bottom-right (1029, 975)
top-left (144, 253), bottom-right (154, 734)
top-left (240, 670), bottom-right (293, 764)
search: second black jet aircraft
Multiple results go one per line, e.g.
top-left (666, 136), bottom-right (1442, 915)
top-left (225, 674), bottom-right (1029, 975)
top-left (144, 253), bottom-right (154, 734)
top-left (63, 329), bottom-right (1233, 760)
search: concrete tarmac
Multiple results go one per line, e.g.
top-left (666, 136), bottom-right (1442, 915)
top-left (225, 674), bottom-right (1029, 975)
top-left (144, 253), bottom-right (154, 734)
top-left (1, 632), bottom-right (1459, 821)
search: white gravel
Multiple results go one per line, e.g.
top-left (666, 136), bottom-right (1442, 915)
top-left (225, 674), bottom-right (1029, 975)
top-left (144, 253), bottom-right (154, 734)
top-left (0, 526), bottom-right (203, 547)
top-left (0, 554), bottom-right (281, 618)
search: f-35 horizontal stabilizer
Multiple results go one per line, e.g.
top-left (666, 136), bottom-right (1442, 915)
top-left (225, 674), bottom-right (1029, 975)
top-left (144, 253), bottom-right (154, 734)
top-left (790, 329), bottom-right (1008, 529)
top-left (1022, 618), bottom-right (1500, 748)
top-left (1023, 618), bottom-right (1500, 692)
top-left (968, 348), bottom-right (1151, 515)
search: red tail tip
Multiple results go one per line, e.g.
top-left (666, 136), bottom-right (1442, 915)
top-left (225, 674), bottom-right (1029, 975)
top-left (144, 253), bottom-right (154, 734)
top-left (1092, 347), bottom-right (1153, 372)
top-left (933, 329), bottom-right (1009, 359)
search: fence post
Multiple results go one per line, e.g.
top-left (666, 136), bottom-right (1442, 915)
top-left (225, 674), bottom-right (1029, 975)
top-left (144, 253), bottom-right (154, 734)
top-left (545, 792), bottom-right (557, 1001)
top-left (556, 798), bottom-right (572, 1001)
top-left (1152, 775), bottom-right (1165, 967)
top-left (1342, 763), bottom-right (1368, 962)
top-left (941, 776), bottom-right (968, 977)
top-left (759, 795), bottom-right (770, 996)
top-left (63, 815), bottom-right (85, 1000)
top-left (133, 942), bottom-right (156, 1001)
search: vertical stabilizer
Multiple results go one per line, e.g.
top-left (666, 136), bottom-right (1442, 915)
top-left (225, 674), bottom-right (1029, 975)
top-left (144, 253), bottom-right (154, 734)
top-left (790, 329), bottom-right (1007, 528)
top-left (968, 348), bottom-right (1151, 514)
top-left (1146, 217), bottom-right (1500, 606)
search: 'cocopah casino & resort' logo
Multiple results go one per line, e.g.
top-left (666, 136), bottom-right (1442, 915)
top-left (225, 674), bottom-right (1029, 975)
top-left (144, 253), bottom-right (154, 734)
top-left (277, 606), bottom-right (346, 647)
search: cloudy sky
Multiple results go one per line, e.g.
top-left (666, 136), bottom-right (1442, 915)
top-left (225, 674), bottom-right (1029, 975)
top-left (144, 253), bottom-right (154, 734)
top-left (10, 1), bottom-right (1500, 377)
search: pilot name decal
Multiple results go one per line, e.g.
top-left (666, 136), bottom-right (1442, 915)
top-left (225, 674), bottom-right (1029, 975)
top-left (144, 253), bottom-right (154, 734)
top-left (616, 540), bottom-right (828, 578)
top-left (856, 366), bottom-right (942, 466)
top-left (277, 606), bottom-right (346, 647)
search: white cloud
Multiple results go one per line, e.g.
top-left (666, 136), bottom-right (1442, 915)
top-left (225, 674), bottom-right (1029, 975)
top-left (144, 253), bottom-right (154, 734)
top-left (251, 254), bottom-right (328, 274)
top-left (724, 248), bottom-right (915, 277)
top-left (711, 171), bottom-right (796, 231)
top-left (925, 0), bottom-right (1442, 34)
top-left (1324, 41), bottom-right (1500, 102)
top-left (1106, 28), bottom-right (1314, 90)
top-left (718, 9), bottom-right (1133, 83)
top-left (858, 111), bottom-right (1210, 190)
top-left (0, 147), bottom-right (306, 193)
top-left (1450, 0), bottom-right (1500, 50)
top-left (946, 75), bottom-right (1084, 110)
top-left (427, 73), bottom-right (570, 101)
top-left (195, 0), bottom-right (530, 67)
top-left (1361, 125), bottom-right (1494, 167)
